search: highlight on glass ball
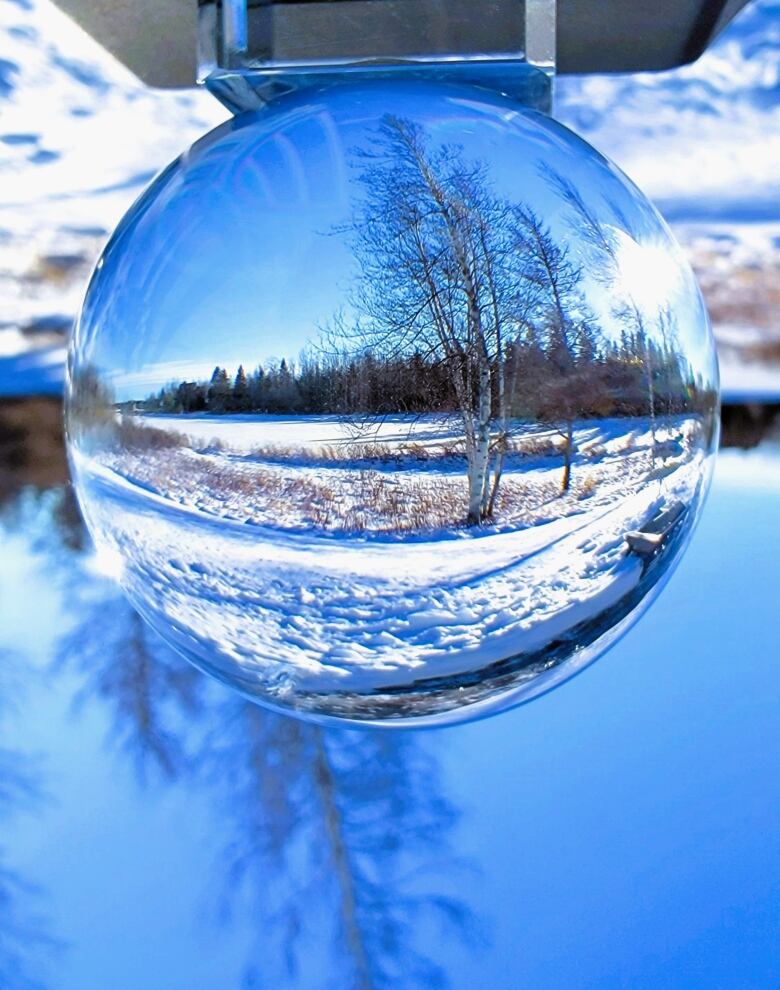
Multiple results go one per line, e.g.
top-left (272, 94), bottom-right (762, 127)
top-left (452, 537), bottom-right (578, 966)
top-left (66, 80), bottom-right (719, 726)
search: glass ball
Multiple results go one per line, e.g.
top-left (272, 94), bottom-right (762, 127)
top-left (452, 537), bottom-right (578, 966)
top-left (66, 79), bottom-right (718, 727)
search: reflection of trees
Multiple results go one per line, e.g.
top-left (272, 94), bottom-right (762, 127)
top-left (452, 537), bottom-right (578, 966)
top-left (15, 424), bottom-right (475, 990)
top-left (542, 167), bottom-right (676, 459)
top-left (128, 132), bottom-right (706, 511)
top-left (0, 656), bottom-right (57, 990)
top-left (0, 480), bottom-right (84, 987)
top-left (51, 542), bottom-right (478, 986)
top-left (6, 396), bottom-right (483, 983)
top-left (509, 208), bottom-right (604, 492)
top-left (65, 363), bottom-right (116, 442)
top-left (322, 116), bottom-right (700, 510)
top-left (208, 704), bottom-right (474, 989)
top-left (54, 585), bottom-right (203, 781)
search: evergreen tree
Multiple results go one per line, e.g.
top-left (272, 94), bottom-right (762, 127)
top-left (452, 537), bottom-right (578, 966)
top-left (233, 365), bottom-right (249, 411)
top-left (207, 366), bottom-right (230, 413)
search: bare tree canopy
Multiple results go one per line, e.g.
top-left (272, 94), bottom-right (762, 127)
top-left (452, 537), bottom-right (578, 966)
top-left (330, 116), bottom-right (611, 519)
top-left (332, 116), bottom-right (534, 523)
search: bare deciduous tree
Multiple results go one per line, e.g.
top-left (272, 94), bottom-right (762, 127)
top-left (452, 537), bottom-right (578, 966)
top-left (330, 116), bottom-right (541, 525)
top-left (511, 207), bottom-right (603, 491)
top-left (541, 165), bottom-right (660, 460)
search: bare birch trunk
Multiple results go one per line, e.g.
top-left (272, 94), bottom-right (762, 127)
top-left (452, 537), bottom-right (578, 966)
top-left (467, 358), bottom-right (492, 525)
top-left (486, 335), bottom-right (511, 519)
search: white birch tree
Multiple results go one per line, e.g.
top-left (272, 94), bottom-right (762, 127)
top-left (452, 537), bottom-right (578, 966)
top-left (335, 116), bottom-right (536, 525)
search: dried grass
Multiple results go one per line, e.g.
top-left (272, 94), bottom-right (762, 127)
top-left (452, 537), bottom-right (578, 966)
top-left (577, 474), bottom-right (599, 500)
top-left (509, 434), bottom-right (565, 458)
top-left (115, 416), bottom-right (187, 451)
top-left (614, 431), bottom-right (638, 455)
top-left (245, 439), bottom-right (466, 468)
top-left (117, 445), bottom-right (473, 535)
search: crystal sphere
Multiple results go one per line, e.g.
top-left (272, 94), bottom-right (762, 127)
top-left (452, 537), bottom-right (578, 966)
top-left (66, 80), bottom-right (718, 726)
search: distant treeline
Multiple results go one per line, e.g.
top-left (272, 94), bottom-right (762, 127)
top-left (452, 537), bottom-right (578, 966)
top-left (127, 328), bottom-right (711, 422)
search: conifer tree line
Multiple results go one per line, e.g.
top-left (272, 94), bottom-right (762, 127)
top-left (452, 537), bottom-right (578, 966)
top-left (135, 330), bottom-right (705, 422)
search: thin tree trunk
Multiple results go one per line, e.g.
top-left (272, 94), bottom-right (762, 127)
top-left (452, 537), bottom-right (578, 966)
top-left (467, 446), bottom-right (488, 525)
top-left (488, 337), bottom-right (524, 518)
top-left (481, 444), bottom-right (492, 513)
top-left (561, 420), bottom-right (574, 493)
top-left (467, 358), bottom-right (492, 525)
top-left (312, 735), bottom-right (374, 990)
top-left (643, 333), bottom-right (657, 463)
top-left (486, 434), bottom-right (506, 519)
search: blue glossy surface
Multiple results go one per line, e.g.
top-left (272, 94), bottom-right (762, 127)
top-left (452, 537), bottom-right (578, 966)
top-left (0, 442), bottom-right (777, 988)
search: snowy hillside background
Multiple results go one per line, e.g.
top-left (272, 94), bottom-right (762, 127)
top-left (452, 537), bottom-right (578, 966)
top-left (1, 0), bottom-right (778, 397)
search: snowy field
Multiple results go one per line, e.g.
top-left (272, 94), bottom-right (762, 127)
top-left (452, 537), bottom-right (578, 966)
top-left (144, 411), bottom-right (487, 453)
top-left (90, 413), bottom-right (706, 535)
top-left (138, 410), bottom-right (705, 455)
top-left (72, 412), bottom-right (709, 713)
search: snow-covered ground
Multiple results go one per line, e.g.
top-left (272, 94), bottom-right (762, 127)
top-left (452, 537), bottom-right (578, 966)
top-left (94, 413), bottom-right (704, 534)
top-left (0, 0), bottom-right (226, 391)
top-left (144, 411), bottom-right (490, 454)
top-left (137, 411), bottom-right (699, 457)
top-left (678, 220), bottom-right (780, 399)
top-left (71, 413), bottom-right (709, 712)
top-left (557, 10), bottom-right (780, 221)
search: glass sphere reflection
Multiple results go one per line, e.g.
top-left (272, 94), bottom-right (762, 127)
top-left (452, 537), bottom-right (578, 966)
top-left (66, 80), bottom-right (718, 726)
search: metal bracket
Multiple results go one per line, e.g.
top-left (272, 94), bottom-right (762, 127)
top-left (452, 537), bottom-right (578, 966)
top-left (48, 0), bottom-right (751, 89)
top-left (198, 0), bottom-right (557, 115)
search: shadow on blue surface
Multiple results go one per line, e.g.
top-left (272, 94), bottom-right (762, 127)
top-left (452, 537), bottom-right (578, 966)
top-left (0, 398), bottom-right (778, 988)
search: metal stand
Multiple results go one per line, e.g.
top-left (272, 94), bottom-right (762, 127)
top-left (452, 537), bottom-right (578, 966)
top-left (198, 0), bottom-right (556, 115)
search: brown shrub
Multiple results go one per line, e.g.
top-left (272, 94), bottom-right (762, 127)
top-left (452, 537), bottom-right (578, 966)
top-left (511, 434), bottom-right (565, 458)
top-left (577, 474), bottom-right (599, 500)
top-left (116, 416), bottom-right (186, 451)
top-left (615, 431), bottom-right (638, 455)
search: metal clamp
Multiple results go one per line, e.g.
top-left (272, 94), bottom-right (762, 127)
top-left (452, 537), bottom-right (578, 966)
top-left (198, 0), bottom-right (557, 114)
